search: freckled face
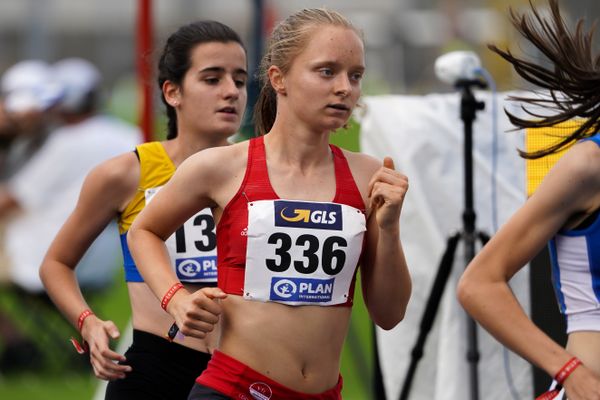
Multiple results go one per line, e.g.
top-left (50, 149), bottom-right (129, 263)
top-left (177, 41), bottom-right (248, 137)
top-left (282, 26), bottom-right (365, 133)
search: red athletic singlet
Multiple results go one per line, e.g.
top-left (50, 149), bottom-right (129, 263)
top-left (216, 136), bottom-right (366, 306)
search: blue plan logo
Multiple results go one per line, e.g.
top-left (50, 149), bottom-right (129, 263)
top-left (270, 277), bottom-right (335, 303)
top-left (176, 256), bottom-right (217, 280)
top-left (274, 200), bottom-right (343, 230)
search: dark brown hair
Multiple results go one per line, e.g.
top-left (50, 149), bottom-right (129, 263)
top-left (489, 0), bottom-right (600, 158)
top-left (158, 21), bottom-right (245, 139)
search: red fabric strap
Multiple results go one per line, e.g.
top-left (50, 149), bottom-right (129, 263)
top-left (555, 357), bottom-right (582, 385)
top-left (161, 282), bottom-right (184, 311)
top-left (77, 309), bottom-right (94, 332)
top-left (198, 350), bottom-right (343, 400)
top-left (535, 388), bottom-right (561, 400)
top-left (71, 309), bottom-right (94, 355)
top-left (70, 337), bottom-right (89, 354)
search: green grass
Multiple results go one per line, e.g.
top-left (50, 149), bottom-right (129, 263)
top-left (0, 269), bottom-right (131, 400)
top-left (330, 119), bottom-right (361, 152)
top-left (0, 373), bottom-right (97, 398)
top-left (340, 276), bottom-right (376, 400)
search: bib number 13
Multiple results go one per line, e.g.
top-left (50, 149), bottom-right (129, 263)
top-left (174, 214), bottom-right (216, 253)
top-left (265, 232), bottom-right (347, 275)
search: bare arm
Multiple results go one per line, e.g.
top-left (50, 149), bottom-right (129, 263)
top-left (354, 154), bottom-right (412, 330)
top-left (127, 146), bottom-right (238, 339)
top-left (39, 152), bottom-right (138, 380)
top-left (457, 140), bottom-right (600, 397)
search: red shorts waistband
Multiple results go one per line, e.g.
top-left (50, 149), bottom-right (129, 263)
top-left (197, 350), bottom-right (343, 400)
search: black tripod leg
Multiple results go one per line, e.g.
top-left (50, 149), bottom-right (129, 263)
top-left (466, 315), bottom-right (480, 400)
top-left (399, 233), bottom-right (461, 400)
top-left (373, 323), bottom-right (387, 400)
top-left (478, 231), bottom-right (490, 246)
top-left (465, 231), bottom-right (490, 400)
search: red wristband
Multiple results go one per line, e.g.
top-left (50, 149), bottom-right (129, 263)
top-left (535, 388), bottom-right (561, 400)
top-left (554, 357), bottom-right (582, 385)
top-left (161, 282), bottom-right (184, 311)
top-left (77, 309), bottom-right (94, 332)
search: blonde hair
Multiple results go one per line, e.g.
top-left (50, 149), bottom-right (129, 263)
top-left (253, 8), bottom-right (362, 135)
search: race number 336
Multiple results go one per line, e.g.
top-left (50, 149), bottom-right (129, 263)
top-left (244, 200), bottom-right (366, 306)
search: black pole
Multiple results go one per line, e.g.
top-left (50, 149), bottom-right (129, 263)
top-left (241, 0), bottom-right (264, 138)
top-left (398, 79), bottom-right (487, 400)
top-left (399, 234), bottom-right (461, 400)
top-left (456, 79), bottom-right (486, 400)
top-left (373, 324), bottom-right (387, 400)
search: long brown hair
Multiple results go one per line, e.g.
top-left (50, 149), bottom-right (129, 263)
top-left (490, 0), bottom-right (600, 159)
top-left (158, 21), bottom-right (245, 139)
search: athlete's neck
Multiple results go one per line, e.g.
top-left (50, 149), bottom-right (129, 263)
top-left (263, 128), bottom-right (332, 173)
top-left (163, 134), bottom-right (230, 167)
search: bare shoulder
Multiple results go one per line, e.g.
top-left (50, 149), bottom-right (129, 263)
top-left (558, 139), bottom-right (600, 186)
top-left (182, 140), bottom-right (249, 177)
top-left (578, 138), bottom-right (600, 172)
top-left (89, 151), bottom-right (139, 190)
top-left (571, 139), bottom-right (600, 208)
top-left (175, 140), bottom-right (250, 206)
top-left (82, 151), bottom-right (140, 211)
top-left (540, 138), bottom-right (600, 215)
top-left (340, 148), bottom-right (382, 184)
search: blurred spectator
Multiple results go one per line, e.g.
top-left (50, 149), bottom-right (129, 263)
top-left (0, 60), bottom-right (62, 284)
top-left (0, 57), bottom-right (141, 372)
top-left (1, 57), bottom-right (142, 291)
top-left (0, 101), bottom-right (18, 176)
top-left (0, 59), bottom-right (62, 181)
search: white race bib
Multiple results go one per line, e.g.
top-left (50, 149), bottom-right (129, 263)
top-left (244, 199), bottom-right (366, 306)
top-left (145, 187), bottom-right (217, 282)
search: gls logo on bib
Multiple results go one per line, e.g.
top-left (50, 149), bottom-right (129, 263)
top-left (274, 200), bottom-right (342, 230)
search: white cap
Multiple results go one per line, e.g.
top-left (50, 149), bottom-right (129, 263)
top-left (52, 58), bottom-right (101, 113)
top-left (1, 60), bottom-right (64, 113)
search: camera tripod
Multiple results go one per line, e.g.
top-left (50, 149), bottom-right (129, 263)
top-left (399, 79), bottom-right (489, 400)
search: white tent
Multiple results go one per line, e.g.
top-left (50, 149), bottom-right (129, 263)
top-left (357, 91), bottom-right (533, 400)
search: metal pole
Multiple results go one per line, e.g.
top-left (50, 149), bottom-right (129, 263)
top-left (239, 0), bottom-right (264, 138)
top-left (458, 81), bottom-right (486, 400)
top-left (136, 0), bottom-right (153, 143)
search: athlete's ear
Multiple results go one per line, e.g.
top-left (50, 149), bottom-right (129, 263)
top-left (268, 65), bottom-right (286, 96)
top-left (163, 80), bottom-right (182, 107)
